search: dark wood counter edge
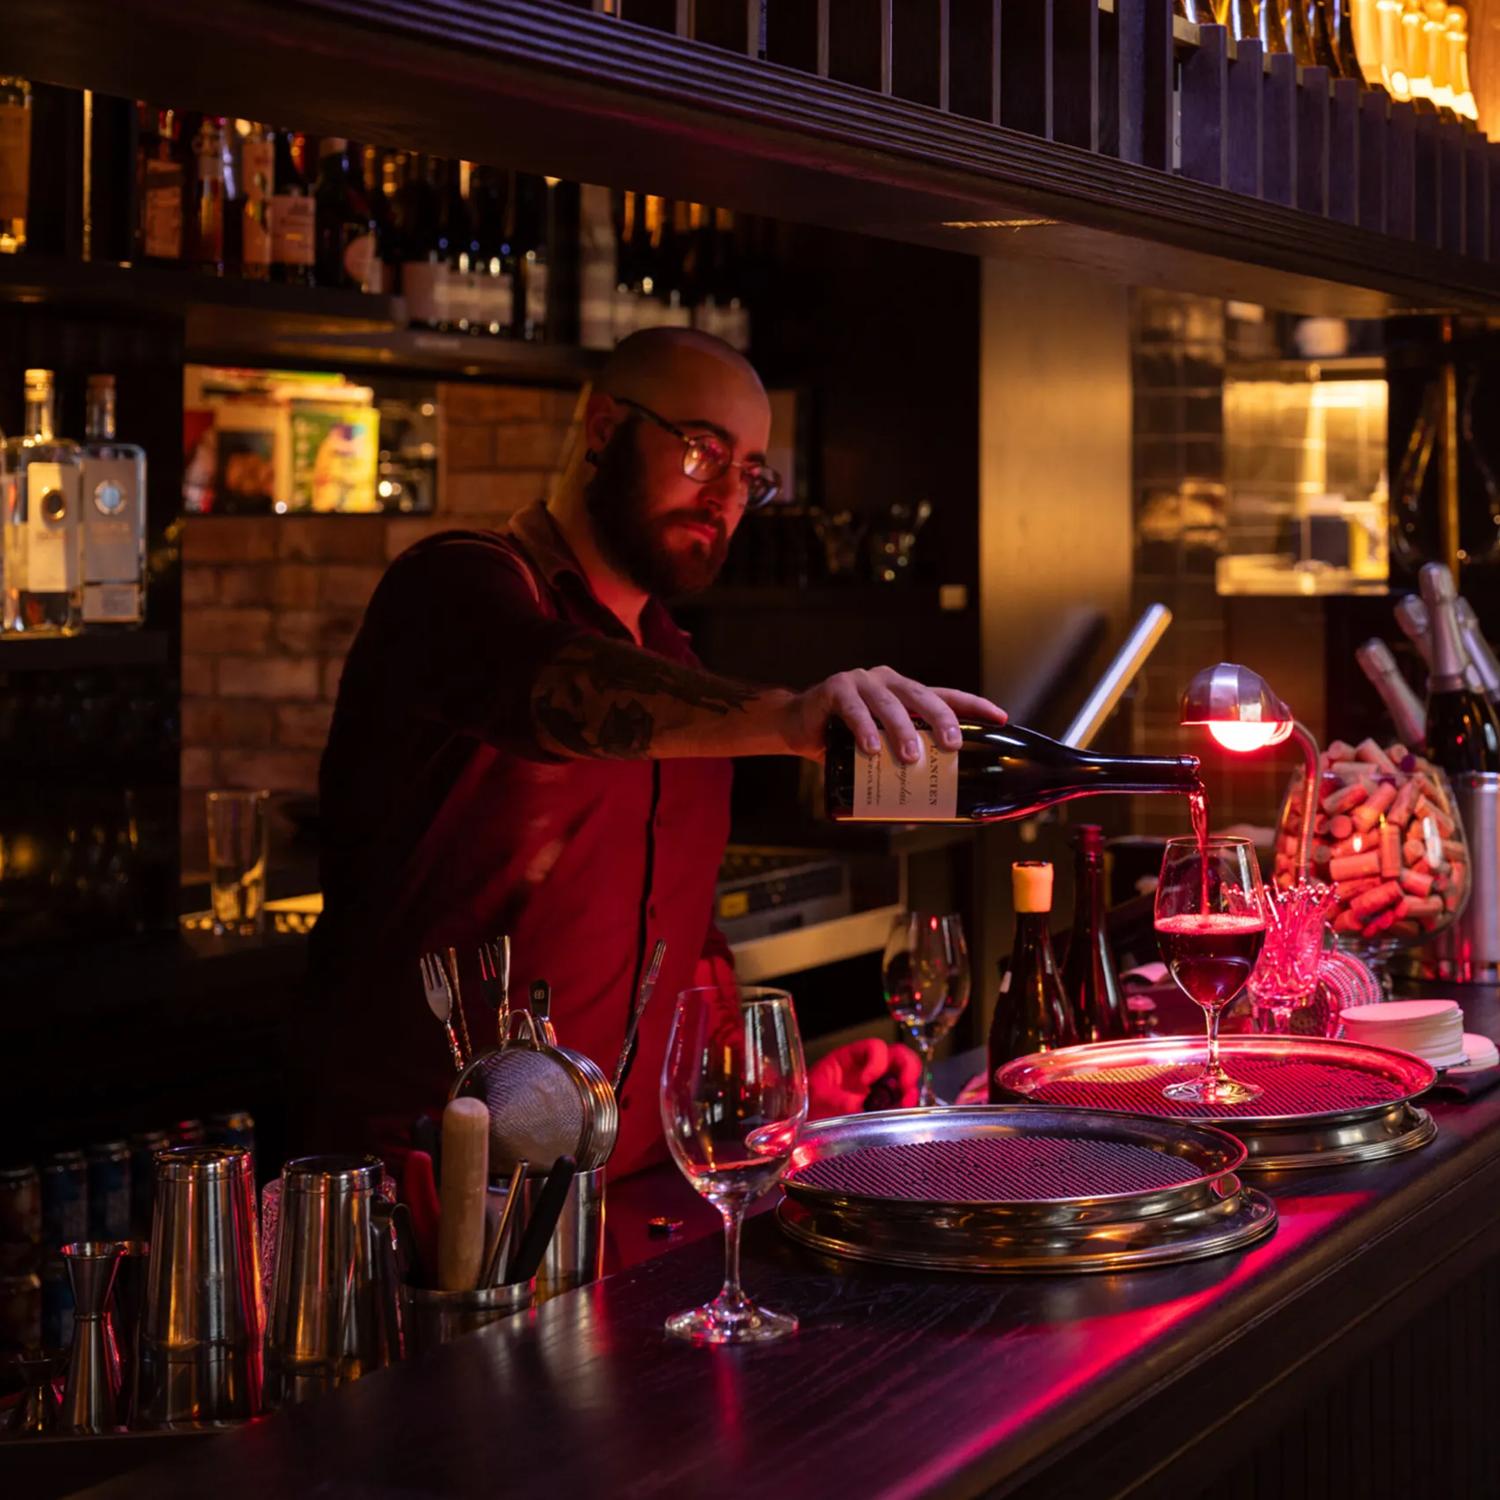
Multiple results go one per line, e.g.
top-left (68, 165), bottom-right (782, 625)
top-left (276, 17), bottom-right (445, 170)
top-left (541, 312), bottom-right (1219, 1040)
top-left (57, 1055), bottom-right (1500, 1500)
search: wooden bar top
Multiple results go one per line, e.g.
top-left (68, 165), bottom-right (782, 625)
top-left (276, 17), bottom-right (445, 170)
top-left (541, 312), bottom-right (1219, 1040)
top-left (71, 987), bottom-right (1500, 1500)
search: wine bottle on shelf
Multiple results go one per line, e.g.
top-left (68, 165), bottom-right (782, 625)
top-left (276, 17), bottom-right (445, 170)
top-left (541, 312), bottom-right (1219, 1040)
top-left (472, 164), bottom-right (516, 338)
top-left (314, 137), bottom-right (377, 292)
top-left (577, 182), bottom-right (617, 351)
top-left (396, 154), bottom-right (443, 327)
top-left (363, 145), bottom-right (398, 296)
top-left (438, 160), bottom-right (479, 333)
top-left (189, 115), bottom-right (227, 275)
top-left (1418, 562), bottom-right (1500, 774)
top-left (613, 188), bottom-right (647, 342)
top-left (1060, 825), bottom-right (1124, 1044)
top-left (516, 173), bottom-right (555, 343)
top-left (138, 106), bottom-right (184, 265)
top-left (239, 122), bottom-right (274, 282)
top-left (0, 75), bottom-right (31, 254)
top-left (270, 129), bottom-right (315, 286)
top-left (1456, 597), bottom-right (1500, 705)
top-left (824, 719), bottom-right (1202, 824)
top-left (79, 374), bottom-right (147, 630)
top-left (4, 369), bottom-right (84, 636)
top-left (987, 862), bottom-right (1078, 1099)
top-left (1355, 638), bottom-right (1427, 747)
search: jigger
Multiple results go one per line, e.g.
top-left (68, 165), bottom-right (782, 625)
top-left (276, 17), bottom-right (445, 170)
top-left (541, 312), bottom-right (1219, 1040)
top-left (60, 1241), bottom-right (122, 1434)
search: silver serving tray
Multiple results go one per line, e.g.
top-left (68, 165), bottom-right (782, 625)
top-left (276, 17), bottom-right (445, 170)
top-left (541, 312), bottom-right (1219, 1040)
top-left (776, 1105), bottom-right (1276, 1274)
top-left (995, 1035), bottom-right (1438, 1172)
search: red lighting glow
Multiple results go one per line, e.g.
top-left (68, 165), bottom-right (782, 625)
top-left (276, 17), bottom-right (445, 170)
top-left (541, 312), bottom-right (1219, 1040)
top-left (1205, 720), bottom-right (1294, 752)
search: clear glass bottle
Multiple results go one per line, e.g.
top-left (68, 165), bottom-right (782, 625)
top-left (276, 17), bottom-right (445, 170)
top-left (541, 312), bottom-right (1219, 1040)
top-left (0, 76), bottom-right (31, 255)
top-left (4, 369), bottom-right (83, 636)
top-left (80, 376), bottom-right (146, 630)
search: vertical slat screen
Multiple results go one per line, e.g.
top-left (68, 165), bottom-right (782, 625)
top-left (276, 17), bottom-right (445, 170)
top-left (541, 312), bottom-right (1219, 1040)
top-left (1296, 66), bottom-right (1330, 215)
top-left (1180, 23), bottom-right (1228, 187)
top-left (1329, 77), bottom-right (1359, 223)
top-left (1227, 39), bottom-right (1263, 198)
top-left (1359, 87), bottom-right (1388, 231)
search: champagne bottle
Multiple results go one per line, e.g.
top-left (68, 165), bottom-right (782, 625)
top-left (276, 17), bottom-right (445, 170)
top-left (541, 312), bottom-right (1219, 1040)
top-left (1456, 597), bottom-right (1500, 705)
top-left (987, 862), bottom-right (1077, 1099)
top-left (1060, 826), bottom-right (1124, 1043)
top-left (824, 719), bottom-right (1202, 824)
top-left (1355, 638), bottom-right (1427, 748)
top-left (1419, 562), bottom-right (1500, 774)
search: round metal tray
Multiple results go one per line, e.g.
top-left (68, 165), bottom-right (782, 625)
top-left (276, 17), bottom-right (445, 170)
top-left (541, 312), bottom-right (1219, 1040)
top-left (776, 1105), bottom-right (1277, 1274)
top-left (994, 1036), bottom-right (1438, 1172)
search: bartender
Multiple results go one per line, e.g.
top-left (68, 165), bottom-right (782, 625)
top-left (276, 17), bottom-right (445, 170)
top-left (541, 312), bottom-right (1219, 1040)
top-left (307, 327), bottom-right (1005, 1177)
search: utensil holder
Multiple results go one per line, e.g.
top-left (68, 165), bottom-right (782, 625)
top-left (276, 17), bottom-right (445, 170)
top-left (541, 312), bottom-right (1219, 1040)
top-left (491, 1164), bottom-right (605, 1301)
top-left (400, 1280), bottom-right (534, 1357)
top-left (1422, 772), bottom-right (1500, 984)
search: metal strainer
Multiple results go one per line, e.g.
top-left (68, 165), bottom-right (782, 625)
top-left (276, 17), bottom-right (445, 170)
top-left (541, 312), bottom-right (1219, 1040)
top-left (449, 1009), bottom-right (618, 1172)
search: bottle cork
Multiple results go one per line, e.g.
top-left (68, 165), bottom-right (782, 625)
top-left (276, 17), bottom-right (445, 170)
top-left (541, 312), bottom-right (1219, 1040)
top-left (1012, 860), bottom-right (1054, 913)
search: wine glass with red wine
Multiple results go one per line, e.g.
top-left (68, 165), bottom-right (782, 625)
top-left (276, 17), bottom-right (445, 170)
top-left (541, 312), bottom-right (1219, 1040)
top-left (1155, 835), bottom-right (1267, 1105)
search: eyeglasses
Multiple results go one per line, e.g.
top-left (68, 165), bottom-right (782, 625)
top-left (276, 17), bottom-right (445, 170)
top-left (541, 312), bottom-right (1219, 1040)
top-left (612, 396), bottom-right (781, 509)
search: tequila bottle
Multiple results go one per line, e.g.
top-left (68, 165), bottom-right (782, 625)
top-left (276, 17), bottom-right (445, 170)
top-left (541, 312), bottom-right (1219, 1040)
top-left (4, 369), bottom-right (83, 635)
top-left (80, 375), bottom-right (147, 629)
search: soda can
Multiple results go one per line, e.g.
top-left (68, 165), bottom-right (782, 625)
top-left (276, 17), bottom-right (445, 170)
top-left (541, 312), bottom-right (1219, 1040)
top-left (40, 1256), bottom-right (73, 1352)
top-left (173, 1119), bottom-right (206, 1147)
top-left (0, 1271), bottom-right (42, 1354)
top-left (85, 1141), bottom-right (132, 1242)
top-left (129, 1129), bottom-right (170, 1239)
top-left (40, 1150), bottom-right (87, 1251)
top-left (0, 1164), bottom-right (41, 1272)
top-left (208, 1110), bottom-right (256, 1160)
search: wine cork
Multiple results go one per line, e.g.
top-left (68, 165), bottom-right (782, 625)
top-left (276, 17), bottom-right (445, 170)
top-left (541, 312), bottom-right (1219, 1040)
top-left (438, 1097), bottom-right (491, 1292)
top-left (1011, 861), bottom-right (1053, 913)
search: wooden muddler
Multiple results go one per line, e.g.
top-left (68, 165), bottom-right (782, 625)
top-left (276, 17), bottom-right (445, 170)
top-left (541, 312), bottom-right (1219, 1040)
top-left (438, 1097), bottom-right (491, 1291)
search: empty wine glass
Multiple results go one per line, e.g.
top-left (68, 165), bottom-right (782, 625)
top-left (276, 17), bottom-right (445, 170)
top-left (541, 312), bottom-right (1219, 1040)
top-left (1155, 836), bottom-right (1267, 1105)
top-left (660, 984), bottom-right (808, 1345)
top-left (882, 912), bottom-right (971, 1107)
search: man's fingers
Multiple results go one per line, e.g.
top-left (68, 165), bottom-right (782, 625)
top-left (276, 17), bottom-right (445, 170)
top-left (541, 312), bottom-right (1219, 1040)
top-left (829, 681), bottom-right (882, 756)
top-left (932, 689), bottom-right (1008, 725)
top-left (890, 682), bottom-right (962, 750)
top-left (859, 679), bottom-right (922, 762)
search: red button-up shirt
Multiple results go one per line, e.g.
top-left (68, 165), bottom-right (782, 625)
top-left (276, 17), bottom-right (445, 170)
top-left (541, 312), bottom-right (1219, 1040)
top-left (310, 503), bottom-right (732, 1178)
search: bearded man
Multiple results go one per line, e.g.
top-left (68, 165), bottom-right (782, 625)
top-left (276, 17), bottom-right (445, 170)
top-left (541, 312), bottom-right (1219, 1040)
top-left (308, 327), bottom-right (1004, 1175)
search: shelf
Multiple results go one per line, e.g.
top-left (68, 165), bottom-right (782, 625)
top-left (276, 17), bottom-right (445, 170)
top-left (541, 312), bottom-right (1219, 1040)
top-left (730, 903), bottom-right (903, 982)
top-left (1224, 355), bottom-right (1388, 383)
top-left (0, 631), bottom-right (171, 671)
top-left (677, 586), bottom-right (972, 614)
top-left (0, 255), bottom-right (604, 385)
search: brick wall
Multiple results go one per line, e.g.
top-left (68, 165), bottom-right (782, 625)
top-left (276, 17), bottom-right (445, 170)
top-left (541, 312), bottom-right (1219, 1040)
top-left (180, 381), bottom-right (583, 871)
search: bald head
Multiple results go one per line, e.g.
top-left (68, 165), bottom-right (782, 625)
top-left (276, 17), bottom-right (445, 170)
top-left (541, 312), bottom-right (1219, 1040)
top-left (597, 327), bottom-right (767, 416)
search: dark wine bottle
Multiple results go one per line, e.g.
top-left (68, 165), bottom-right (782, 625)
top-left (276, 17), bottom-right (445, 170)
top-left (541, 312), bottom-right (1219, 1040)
top-left (824, 719), bottom-right (1202, 823)
top-left (988, 862), bottom-right (1077, 1100)
top-left (1060, 825), bottom-right (1124, 1043)
top-left (1420, 562), bottom-right (1500, 774)
top-left (270, 129), bottom-right (315, 286)
top-left (313, 137), bottom-right (376, 292)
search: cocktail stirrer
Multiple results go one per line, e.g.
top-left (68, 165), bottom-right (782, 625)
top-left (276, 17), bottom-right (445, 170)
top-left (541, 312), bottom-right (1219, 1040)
top-left (482, 1161), bottom-right (528, 1287)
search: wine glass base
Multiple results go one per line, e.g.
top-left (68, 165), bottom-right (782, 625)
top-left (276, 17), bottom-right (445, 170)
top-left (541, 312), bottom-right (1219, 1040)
top-left (1164, 1075), bottom-right (1262, 1106)
top-left (665, 1302), bottom-right (798, 1346)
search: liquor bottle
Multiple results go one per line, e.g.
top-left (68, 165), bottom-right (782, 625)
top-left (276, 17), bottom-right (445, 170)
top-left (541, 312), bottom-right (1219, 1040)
top-left (363, 146), bottom-right (398, 296)
top-left (613, 189), bottom-right (647, 342)
top-left (314, 138), bottom-right (377, 291)
top-left (270, 129), bottom-right (315, 285)
top-left (1260, 0), bottom-right (1292, 50)
top-left (138, 106), bottom-right (184, 265)
top-left (1355, 638), bottom-right (1427, 747)
top-left (1419, 562), bottom-right (1500, 773)
top-left (472, 164), bottom-right (516, 338)
top-left (577, 182), bottom-right (617, 350)
top-left (713, 208), bottom-right (751, 352)
top-left (3, 369), bottom-right (84, 636)
top-left (516, 173), bottom-right (555, 343)
top-left (1060, 825), bottom-right (1124, 1043)
top-left (396, 153), bottom-right (443, 327)
top-left (79, 376), bottom-right (147, 630)
top-left (824, 719), bottom-right (1202, 823)
top-left (987, 862), bottom-right (1077, 1098)
top-left (656, 200), bottom-right (694, 329)
top-left (189, 115), bottom-right (227, 274)
top-left (240, 122), bottom-right (274, 282)
top-left (455, 161), bottom-right (486, 334)
top-left (0, 76), bottom-right (31, 254)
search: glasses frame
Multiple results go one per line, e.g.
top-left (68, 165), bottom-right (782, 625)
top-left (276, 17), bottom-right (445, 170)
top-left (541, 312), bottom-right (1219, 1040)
top-left (611, 395), bottom-right (781, 509)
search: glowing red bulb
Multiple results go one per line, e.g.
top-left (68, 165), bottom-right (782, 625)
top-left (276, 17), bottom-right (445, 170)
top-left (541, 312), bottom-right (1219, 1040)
top-left (1205, 720), bottom-right (1294, 752)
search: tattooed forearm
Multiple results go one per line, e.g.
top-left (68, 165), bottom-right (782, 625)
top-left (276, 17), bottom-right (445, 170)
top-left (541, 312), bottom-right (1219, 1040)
top-left (531, 636), bottom-right (775, 761)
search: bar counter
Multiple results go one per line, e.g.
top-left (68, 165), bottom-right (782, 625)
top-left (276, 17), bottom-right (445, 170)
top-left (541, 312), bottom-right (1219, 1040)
top-left (67, 986), bottom-right (1500, 1500)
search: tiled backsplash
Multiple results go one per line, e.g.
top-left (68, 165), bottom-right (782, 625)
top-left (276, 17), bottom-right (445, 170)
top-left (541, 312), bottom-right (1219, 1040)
top-left (179, 382), bottom-right (581, 870)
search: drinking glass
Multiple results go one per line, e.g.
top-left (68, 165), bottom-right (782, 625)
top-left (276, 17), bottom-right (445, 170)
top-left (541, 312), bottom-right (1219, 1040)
top-left (1154, 836), bottom-right (1267, 1104)
top-left (881, 912), bottom-right (971, 1106)
top-left (206, 789), bottom-right (268, 936)
top-left (660, 985), bottom-right (808, 1345)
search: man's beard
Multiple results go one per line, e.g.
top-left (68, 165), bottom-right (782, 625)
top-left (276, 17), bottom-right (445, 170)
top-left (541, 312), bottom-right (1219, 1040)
top-left (584, 420), bottom-right (730, 598)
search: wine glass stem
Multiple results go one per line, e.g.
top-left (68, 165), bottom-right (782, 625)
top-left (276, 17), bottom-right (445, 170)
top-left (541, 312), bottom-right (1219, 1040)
top-left (1204, 1003), bottom-right (1227, 1082)
top-left (918, 1043), bottom-right (935, 1106)
top-left (717, 1200), bottom-right (749, 1309)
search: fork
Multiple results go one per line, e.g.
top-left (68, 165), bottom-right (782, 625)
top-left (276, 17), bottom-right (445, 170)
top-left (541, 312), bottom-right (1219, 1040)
top-left (419, 953), bottom-right (466, 1072)
top-left (478, 936), bottom-right (511, 1047)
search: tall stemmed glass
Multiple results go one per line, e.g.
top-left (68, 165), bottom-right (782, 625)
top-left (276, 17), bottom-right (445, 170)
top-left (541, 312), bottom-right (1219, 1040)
top-left (881, 913), bottom-right (971, 1106)
top-left (660, 985), bottom-right (808, 1345)
top-left (1155, 836), bottom-right (1267, 1105)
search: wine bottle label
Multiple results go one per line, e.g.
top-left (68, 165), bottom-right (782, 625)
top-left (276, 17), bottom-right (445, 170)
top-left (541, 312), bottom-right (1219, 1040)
top-left (271, 194), bottom-right (315, 266)
top-left (402, 261), bottom-right (443, 324)
top-left (0, 102), bottom-right (30, 221)
top-left (26, 464), bottom-right (80, 594)
top-left (848, 730), bottom-right (958, 820)
top-left (525, 259), bottom-right (550, 328)
top-left (343, 230), bottom-right (376, 290)
top-left (144, 160), bottom-right (184, 259)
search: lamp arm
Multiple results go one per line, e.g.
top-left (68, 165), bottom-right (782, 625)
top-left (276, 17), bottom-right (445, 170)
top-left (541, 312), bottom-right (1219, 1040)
top-left (1291, 720), bottom-right (1322, 882)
